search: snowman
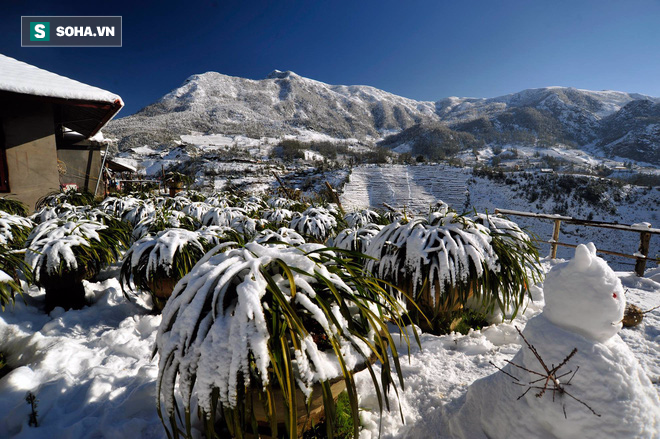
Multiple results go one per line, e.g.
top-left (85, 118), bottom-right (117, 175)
top-left (449, 243), bottom-right (660, 439)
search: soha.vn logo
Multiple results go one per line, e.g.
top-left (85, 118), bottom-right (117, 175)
top-left (30, 22), bottom-right (50, 41)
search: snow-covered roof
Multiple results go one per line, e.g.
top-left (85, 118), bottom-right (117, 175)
top-left (0, 54), bottom-right (123, 138)
top-left (0, 54), bottom-right (123, 105)
top-left (107, 158), bottom-right (137, 173)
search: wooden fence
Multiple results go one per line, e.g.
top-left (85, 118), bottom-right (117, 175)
top-left (494, 208), bottom-right (660, 276)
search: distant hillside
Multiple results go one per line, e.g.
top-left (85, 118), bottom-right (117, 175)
top-left (105, 71), bottom-right (660, 164)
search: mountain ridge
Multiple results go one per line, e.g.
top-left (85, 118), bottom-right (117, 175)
top-left (105, 70), bottom-right (660, 164)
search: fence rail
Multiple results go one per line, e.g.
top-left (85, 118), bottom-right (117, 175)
top-left (494, 208), bottom-right (660, 276)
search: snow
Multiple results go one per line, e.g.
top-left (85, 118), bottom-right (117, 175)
top-left (0, 280), bottom-right (162, 438)
top-left (543, 243), bottom-right (625, 342)
top-left (0, 54), bottom-right (123, 105)
top-left (0, 252), bottom-right (658, 438)
top-left (448, 245), bottom-right (660, 438)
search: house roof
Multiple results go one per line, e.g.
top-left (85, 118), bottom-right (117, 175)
top-left (0, 54), bottom-right (123, 138)
top-left (106, 158), bottom-right (137, 173)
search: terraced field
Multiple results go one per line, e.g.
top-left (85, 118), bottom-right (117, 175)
top-left (341, 164), bottom-right (470, 213)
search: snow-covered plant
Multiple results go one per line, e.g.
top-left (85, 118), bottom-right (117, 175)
top-left (25, 218), bottom-right (129, 310)
top-left (254, 227), bottom-right (306, 246)
top-left (365, 210), bottom-right (541, 333)
top-left (333, 224), bottom-right (383, 254)
top-left (474, 213), bottom-right (544, 306)
top-left (30, 203), bottom-right (85, 224)
top-left (267, 196), bottom-right (298, 209)
top-left (206, 192), bottom-right (237, 207)
top-left (0, 197), bottom-right (29, 217)
top-left (196, 225), bottom-right (244, 246)
top-left (158, 195), bottom-right (192, 211)
top-left (201, 207), bottom-right (248, 227)
top-left (120, 228), bottom-right (211, 311)
top-left (99, 195), bottom-right (143, 218)
top-left (228, 215), bottom-right (268, 240)
top-left (181, 202), bottom-right (212, 222)
top-left (35, 189), bottom-right (96, 209)
top-left (0, 245), bottom-right (31, 310)
top-left (261, 208), bottom-right (294, 226)
top-left (343, 209), bottom-right (382, 229)
top-left (155, 242), bottom-right (416, 439)
top-left (290, 206), bottom-right (338, 243)
top-left (131, 209), bottom-right (199, 241)
top-left (0, 212), bottom-right (34, 249)
top-left (121, 201), bottom-right (157, 227)
top-left (176, 189), bottom-right (206, 202)
top-left (237, 195), bottom-right (267, 216)
top-left (381, 209), bottom-right (405, 224)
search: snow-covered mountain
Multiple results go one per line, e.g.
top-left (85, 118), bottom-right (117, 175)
top-left (105, 71), bottom-right (660, 164)
top-left (107, 70), bottom-right (437, 148)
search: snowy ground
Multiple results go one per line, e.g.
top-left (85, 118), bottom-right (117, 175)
top-left (0, 261), bottom-right (658, 438)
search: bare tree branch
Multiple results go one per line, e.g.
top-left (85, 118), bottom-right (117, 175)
top-left (489, 326), bottom-right (601, 418)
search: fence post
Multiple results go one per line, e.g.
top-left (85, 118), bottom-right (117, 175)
top-left (635, 232), bottom-right (652, 276)
top-left (550, 219), bottom-right (562, 259)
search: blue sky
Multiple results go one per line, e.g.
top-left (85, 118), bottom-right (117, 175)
top-left (2, 0), bottom-right (659, 116)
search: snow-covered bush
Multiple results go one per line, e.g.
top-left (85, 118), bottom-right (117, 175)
top-left (30, 203), bottom-right (86, 224)
top-left (254, 227), bottom-right (306, 246)
top-left (35, 189), bottom-right (96, 210)
top-left (206, 192), bottom-right (237, 207)
top-left (237, 195), bottom-right (267, 216)
top-left (267, 196), bottom-right (298, 209)
top-left (196, 225), bottom-right (244, 246)
top-left (99, 195), bottom-right (143, 218)
top-left (0, 211), bottom-right (34, 249)
top-left (158, 195), bottom-right (192, 211)
top-left (0, 245), bottom-right (30, 310)
top-left (366, 210), bottom-right (542, 333)
top-left (290, 206), bottom-right (338, 243)
top-left (175, 189), bottom-right (206, 202)
top-left (228, 215), bottom-right (267, 240)
top-left (0, 197), bottom-right (29, 217)
top-left (131, 209), bottom-right (199, 241)
top-left (155, 242), bottom-right (415, 439)
top-left (121, 201), bottom-right (157, 227)
top-left (181, 201), bottom-right (212, 222)
top-left (120, 228), bottom-right (211, 310)
top-left (261, 208), bottom-right (294, 226)
top-left (201, 207), bottom-right (248, 227)
top-left (333, 223), bottom-right (383, 253)
top-left (25, 218), bottom-right (129, 310)
top-left (344, 209), bottom-right (382, 228)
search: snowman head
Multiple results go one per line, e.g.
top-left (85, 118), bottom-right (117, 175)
top-left (543, 243), bottom-right (625, 342)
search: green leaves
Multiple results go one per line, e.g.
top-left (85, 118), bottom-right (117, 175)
top-left (155, 242), bottom-right (416, 439)
top-left (365, 209), bottom-right (543, 334)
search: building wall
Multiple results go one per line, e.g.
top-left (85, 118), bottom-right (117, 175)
top-left (57, 143), bottom-right (103, 194)
top-left (0, 99), bottom-right (60, 211)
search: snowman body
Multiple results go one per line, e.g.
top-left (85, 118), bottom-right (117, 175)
top-left (449, 244), bottom-right (660, 439)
